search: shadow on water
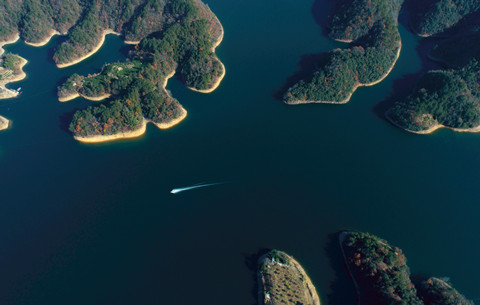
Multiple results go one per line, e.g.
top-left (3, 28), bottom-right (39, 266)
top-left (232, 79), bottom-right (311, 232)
top-left (324, 232), bottom-right (357, 305)
top-left (59, 109), bottom-right (84, 134)
top-left (372, 14), bottom-right (444, 123)
top-left (244, 248), bottom-right (270, 305)
top-left (272, 0), bottom-right (335, 101)
top-left (311, 0), bottom-right (334, 38)
top-left (273, 52), bottom-right (331, 101)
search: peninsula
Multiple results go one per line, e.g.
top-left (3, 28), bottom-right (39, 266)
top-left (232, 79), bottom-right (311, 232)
top-left (385, 0), bottom-right (480, 134)
top-left (387, 57), bottom-right (480, 134)
top-left (340, 231), bottom-right (473, 305)
top-left (0, 53), bottom-right (27, 100)
top-left (258, 250), bottom-right (320, 305)
top-left (283, 0), bottom-right (403, 104)
top-left (56, 0), bottom-right (224, 142)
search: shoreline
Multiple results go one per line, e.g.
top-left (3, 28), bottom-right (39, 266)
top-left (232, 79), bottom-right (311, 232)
top-left (24, 30), bottom-right (60, 47)
top-left (124, 40), bottom-right (140, 45)
top-left (0, 56), bottom-right (28, 100)
top-left (0, 33), bottom-right (20, 56)
top-left (151, 106), bottom-right (187, 129)
top-left (339, 232), bottom-right (361, 305)
top-left (59, 92), bottom-right (111, 103)
top-left (57, 29), bottom-right (120, 68)
top-left (187, 61), bottom-right (226, 93)
top-left (74, 106), bottom-right (188, 143)
top-left (385, 111), bottom-right (480, 134)
top-left (74, 119), bottom-right (147, 143)
top-left (187, 21), bottom-right (225, 93)
top-left (287, 42), bottom-right (402, 105)
top-left (0, 115), bottom-right (10, 131)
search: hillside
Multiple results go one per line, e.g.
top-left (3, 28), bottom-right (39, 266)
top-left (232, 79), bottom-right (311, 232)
top-left (57, 0), bottom-right (224, 142)
top-left (283, 0), bottom-right (403, 104)
top-left (341, 232), bottom-right (474, 305)
top-left (409, 0), bottom-right (480, 37)
top-left (258, 250), bottom-right (320, 305)
top-left (387, 60), bottom-right (480, 134)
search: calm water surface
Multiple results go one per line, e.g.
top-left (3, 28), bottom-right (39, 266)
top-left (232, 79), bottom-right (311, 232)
top-left (1, 0), bottom-right (479, 304)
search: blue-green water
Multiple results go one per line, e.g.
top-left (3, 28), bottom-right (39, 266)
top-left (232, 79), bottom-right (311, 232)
top-left (1, 0), bottom-right (479, 304)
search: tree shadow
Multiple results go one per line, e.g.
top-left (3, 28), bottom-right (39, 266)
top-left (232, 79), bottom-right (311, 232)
top-left (311, 0), bottom-right (335, 38)
top-left (273, 0), bottom-right (338, 101)
top-left (273, 52), bottom-right (331, 101)
top-left (59, 108), bottom-right (85, 134)
top-left (243, 248), bottom-right (271, 305)
top-left (324, 231), bottom-right (357, 305)
top-left (372, 30), bottom-right (443, 123)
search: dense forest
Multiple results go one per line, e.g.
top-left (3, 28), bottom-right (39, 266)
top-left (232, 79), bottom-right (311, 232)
top-left (387, 4), bottom-right (480, 134)
top-left (387, 60), bottom-right (480, 132)
top-left (0, 0), bottom-right (222, 68)
top-left (58, 0), bottom-right (224, 139)
top-left (284, 0), bottom-right (403, 104)
top-left (341, 232), bottom-right (473, 305)
top-left (409, 0), bottom-right (480, 37)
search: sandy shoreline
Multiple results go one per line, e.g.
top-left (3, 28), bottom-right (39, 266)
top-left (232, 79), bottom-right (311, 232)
top-left (385, 111), bottom-right (480, 134)
top-left (187, 61), bottom-right (226, 93)
top-left (0, 56), bottom-right (28, 100)
top-left (0, 115), bottom-right (10, 131)
top-left (187, 22), bottom-right (225, 93)
top-left (74, 119), bottom-right (147, 143)
top-left (25, 30), bottom-right (60, 47)
top-left (74, 106), bottom-right (187, 143)
top-left (287, 42), bottom-right (402, 105)
top-left (152, 106), bottom-right (188, 129)
top-left (124, 40), bottom-right (140, 45)
top-left (0, 34), bottom-right (20, 56)
top-left (59, 92), bottom-right (111, 102)
top-left (57, 29), bottom-right (120, 68)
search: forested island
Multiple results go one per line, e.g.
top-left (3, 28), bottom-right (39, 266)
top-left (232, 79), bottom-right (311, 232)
top-left (409, 0), bottom-right (480, 37)
top-left (283, 0), bottom-right (403, 104)
top-left (386, 61), bottom-right (480, 133)
top-left (55, 0), bottom-right (224, 142)
top-left (257, 250), bottom-right (321, 305)
top-left (386, 2), bottom-right (480, 134)
top-left (0, 0), bottom-right (224, 141)
top-left (340, 231), bottom-right (473, 305)
top-left (257, 234), bottom-right (473, 305)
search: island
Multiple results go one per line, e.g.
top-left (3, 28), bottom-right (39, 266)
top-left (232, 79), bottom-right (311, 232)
top-left (283, 0), bottom-right (403, 104)
top-left (258, 250), bottom-right (321, 305)
top-left (56, 0), bottom-right (224, 142)
top-left (386, 60), bottom-right (480, 134)
top-left (340, 231), bottom-right (473, 305)
top-left (0, 0), bottom-right (224, 141)
top-left (409, 0), bottom-right (480, 37)
top-left (386, 2), bottom-right (480, 135)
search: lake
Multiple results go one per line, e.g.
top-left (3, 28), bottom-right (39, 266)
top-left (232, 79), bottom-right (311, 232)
top-left (0, 0), bottom-right (479, 304)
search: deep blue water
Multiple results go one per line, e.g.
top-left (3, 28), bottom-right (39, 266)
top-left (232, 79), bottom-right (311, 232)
top-left (1, 0), bottom-right (479, 304)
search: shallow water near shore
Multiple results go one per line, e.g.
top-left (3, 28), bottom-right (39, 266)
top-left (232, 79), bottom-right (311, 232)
top-left (1, 0), bottom-right (479, 304)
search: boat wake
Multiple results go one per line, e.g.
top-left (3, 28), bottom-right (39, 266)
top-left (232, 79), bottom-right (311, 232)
top-left (170, 182), bottom-right (226, 194)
